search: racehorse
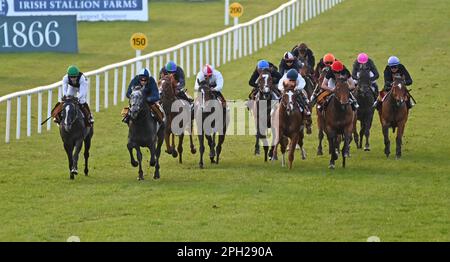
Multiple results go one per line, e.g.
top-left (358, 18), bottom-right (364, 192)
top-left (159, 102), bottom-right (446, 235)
top-left (159, 74), bottom-right (196, 164)
top-left (272, 83), bottom-right (306, 169)
top-left (59, 96), bottom-right (94, 180)
top-left (127, 86), bottom-right (164, 180)
top-left (194, 80), bottom-right (229, 168)
top-left (379, 74), bottom-right (409, 159)
top-left (252, 70), bottom-right (278, 162)
top-left (315, 67), bottom-right (328, 155)
top-left (323, 76), bottom-right (355, 169)
top-left (353, 62), bottom-right (375, 151)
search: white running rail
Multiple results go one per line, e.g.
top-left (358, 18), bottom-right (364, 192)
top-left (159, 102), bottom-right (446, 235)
top-left (0, 0), bottom-right (343, 143)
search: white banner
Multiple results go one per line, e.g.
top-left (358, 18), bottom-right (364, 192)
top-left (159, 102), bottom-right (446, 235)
top-left (0, 0), bottom-right (148, 21)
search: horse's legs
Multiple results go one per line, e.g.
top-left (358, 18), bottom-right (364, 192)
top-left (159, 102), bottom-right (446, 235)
top-left (317, 128), bottom-right (324, 156)
top-left (364, 116), bottom-right (373, 151)
top-left (164, 127), bottom-right (173, 155)
top-left (396, 121), bottom-right (406, 159)
top-left (382, 126), bottom-right (391, 158)
top-left (189, 120), bottom-right (197, 154)
top-left (327, 133), bottom-right (336, 169)
top-left (288, 135), bottom-right (299, 169)
top-left (64, 143), bottom-right (74, 179)
top-left (298, 131), bottom-right (306, 160)
top-left (198, 135), bottom-right (205, 169)
top-left (171, 133), bottom-right (178, 158)
top-left (136, 147), bottom-right (144, 180)
top-left (254, 134), bottom-right (260, 155)
top-left (216, 134), bottom-right (225, 165)
top-left (154, 126), bottom-right (165, 179)
top-left (178, 134), bottom-right (184, 164)
top-left (354, 119), bottom-right (360, 149)
top-left (71, 140), bottom-right (83, 176)
top-left (280, 136), bottom-right (288, 167)
top-left (127, 143), bottom-right (138, 167)
top-left (206, 134), bottom-right (216, 163)
top-left (83, 132), bottom-right (92, 176)
top-left (149, 143), bottom-right (156, 167)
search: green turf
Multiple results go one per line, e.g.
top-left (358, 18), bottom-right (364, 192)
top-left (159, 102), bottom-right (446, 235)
top-left (0, 0), bottom-right (449, 241)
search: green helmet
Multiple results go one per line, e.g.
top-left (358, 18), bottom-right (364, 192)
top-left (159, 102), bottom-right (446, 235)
top-left (67, 65), bottom-right (80, 77)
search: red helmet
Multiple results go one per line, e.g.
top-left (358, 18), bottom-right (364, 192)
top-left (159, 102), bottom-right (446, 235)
top-left (202, 64), bottom-right (213, 77)
top-left (331, 61), bottom-right (344, 72)
top-left (323, 53), bottom-right (335, 64)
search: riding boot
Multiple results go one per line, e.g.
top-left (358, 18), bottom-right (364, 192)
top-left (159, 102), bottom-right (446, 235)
top-left (149, 103), bottom-right (165, 124)
top-left (121, 107), bottom-right (130, 124)
top-left (177, 90), bottom-right (194, 104)
top-left (349, 92), bottom-right (359, 111)
top-left (248, 87), bottom-right (257, 100)
top-left (215, 91), bottom-right (227, 108)
top-left (371, 83), bottom-right (379, 101)
top-left (80, 103), bottom-right (94, 126)
top-left (51, 101), bottom-right (63, 124)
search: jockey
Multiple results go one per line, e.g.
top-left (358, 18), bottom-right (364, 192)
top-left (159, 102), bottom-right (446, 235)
top-left (159, 61), bottom-right (193, 104)
top-left (52, 65), bottom-right (93, 126)
top-left (278, 68), bottom-right (311, 116)
top-left (279, 51), bottom-right (302, 76)
top-left (194, 64), bottom-right (227, 106)
top-left (320, 60), bottom-right (359, 111)
top-left (373, 56), bottom-right (414, 109)
top-left (291, 42), bottom-right (316, 73)
top-left (351, 53), bottom-right (379, 100)
top-left (310, 53), bottom-right (336, 105)
top-left (248, 60), bottom-right (282, 99)
top-left (123, 68), bottom-right (164, 124)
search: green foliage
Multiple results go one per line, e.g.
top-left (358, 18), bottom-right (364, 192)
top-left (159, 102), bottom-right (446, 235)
top-left (0, 0), bottom-right (449, 241)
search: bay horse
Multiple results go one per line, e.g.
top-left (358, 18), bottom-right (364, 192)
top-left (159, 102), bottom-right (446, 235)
top-left (127, 87), bottom-right (164, 180)
top-left (353, 63), bottom-right (375, 151)
top-left (159, 74), bottom-right (196, 164)
top-left (59, 96), bottom-right (94, 180)
top-left (252, 70), bottom-right (278, 162)
top-left (194, 80), bottom-right (229, 168)
top-left (379, 74), bottom-right (409, 159)
top-left (323, 76), bottom-right (355, 169)
top-left (272, 84), bottom-right (306, 169)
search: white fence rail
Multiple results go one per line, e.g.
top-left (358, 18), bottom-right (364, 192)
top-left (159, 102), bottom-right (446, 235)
top-left (0, 0), bottom-right (343, 143)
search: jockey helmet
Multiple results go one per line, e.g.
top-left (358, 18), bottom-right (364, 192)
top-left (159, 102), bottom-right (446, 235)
top-left (323, 53), bottom-right (335, 64)
top-left (138, 68), bottom-right (150, 79)
top-left (165, 61), bottom-right (177, 73)
top-left (202, 64), bottom-right (213, 77)
top-left (286, 69), bottom-right (298, 81)
top-left (388, 56), bottom-right (400, 67)
top-left (331, 61), bottom-right (344, 72)
top-left (67, 65), bottom-right (80, 77)
top-left (357, 53), bottom-right (369, 64)
top-left (284, 51), bottom-right (295, 61)
top-left (257, 60), bottom-right (269, 70)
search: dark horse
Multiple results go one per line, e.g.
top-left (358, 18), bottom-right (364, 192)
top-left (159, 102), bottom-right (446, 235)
top-left (316, 67), bottom-right (328, 155)
top-left (194, 80), bottom-right (228, 168)
top-left (127, 87), bottom-right (164, 180)
top-left (272, 84), bottom-right (306, 169)
top-left (323, 76), bottom-right (356, 169)
top-left (353, 63), bottom-right (375, 151)
top-left (379, 74), bottom-right (409, 159)
top-left (159, 74), bottom-right (196, 163)
top-left (252, 70), bottom-right (277, 162)
top-left (59, 97), bottom-right (93, 180)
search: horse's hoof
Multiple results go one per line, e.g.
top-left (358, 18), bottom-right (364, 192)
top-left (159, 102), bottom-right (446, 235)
top-left (150, 159), bottom-right (156, 167)
top-left (364, 146), bottom-right (371, 151)
top-left (306, 127), bottom-right (312, 135)
top-left (329, 164), bottom-right (335, 169)
top-left (190, 148), bottom-right (197, 154)
top-left (317, 150), bottom-right (323, 156)
top-left (396, 155), bottom-right (401, 160)
top-left (254, 148), bottom-right (260, 155)
top-left (210, 158), bottom-right (216, 164)
top-left (71, 169), bottom-right (78, 175)
top-left (153, 173), bottom-right (160, 180)
top-left (165, 149), bottom-right (172, 155)
top-left (70, 174), bottom-right (75, 180)
top-left (84, 169), bottom-right (89, 176)
top-left (131, 160), bottom-right (138, 167)
top-left (199, 163), bottom-right (204, 169)
top-left (385, 154), bottom-right (390, 158)
top-left (137, 176), bottom-right (144, 181)
top-left (172, 151), bottom-right (178, 158)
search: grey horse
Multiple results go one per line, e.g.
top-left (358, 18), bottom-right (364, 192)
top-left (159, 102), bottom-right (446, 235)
top-left (127, 87), bottom-right (165, 180)
top-left (59, 97), bottom-right (94, 180)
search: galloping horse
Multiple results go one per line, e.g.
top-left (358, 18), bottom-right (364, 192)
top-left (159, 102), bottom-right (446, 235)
top-left (127, 87), bottom-right (164, 180)
top-left (353, 63), bottom-right (375, 151)
top-left (272, 83), bottom-right (306, 169)
top-left (194, 80), bottom-right (229, 168)
top-left (315, 67), bottom-right (328, 155)
top-left (252, 71), bottom-right (277, 162)
top-left (379, 74), bottom-right (409, 159)
top-left (323, 76), bottom-right (355, 169)
top-left (59, 96), bottom-right (94, 180)
top-left (159, 74), bottom-right (196, 164)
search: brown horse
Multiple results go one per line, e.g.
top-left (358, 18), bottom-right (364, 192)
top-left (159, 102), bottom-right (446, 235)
top-left (378, 74), bottom-right (409, 159)
top-left (323, 76), bottom-right (355, 169)
top-left (251, 70), bottom-right (278, 162)
top-left (272, 84), bottom-right (306, 169)
top-left (159, 74), bottom-right (196, 163)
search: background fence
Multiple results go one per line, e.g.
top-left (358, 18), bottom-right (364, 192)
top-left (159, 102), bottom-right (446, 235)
top-left (0, 0), bottom-right (343, 143)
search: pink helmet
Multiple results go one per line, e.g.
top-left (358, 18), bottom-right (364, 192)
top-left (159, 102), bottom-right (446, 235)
top-left (357, 53), bottom-right (369, 64)
top-left (202, 64), bottom-right (213, 77)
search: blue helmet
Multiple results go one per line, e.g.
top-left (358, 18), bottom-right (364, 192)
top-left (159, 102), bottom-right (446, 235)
top-left (257, 60), bottom-right (270, 70)
top-left (388, 56), bottom-right (400, 67)
top-left (165, 61), bottom-right (177, 73)
top-left (286, 69), bottom-right (298, 81)
top-left (138, 68), bottom-right (150, 78)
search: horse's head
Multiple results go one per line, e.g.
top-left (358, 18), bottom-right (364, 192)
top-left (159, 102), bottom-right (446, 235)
top-left (129, 87), bottom-right (145, 120)
top-left (159, 74), bottom-right (176, 99)
top-left (60, 96), bottom-right (80, 132)
top-left (356, 63), bottom-right (371, 96)
top-left (334, 76), bottom-right (351, 107)
top-left (257, 70), bottom-right (273, 100)
top-left (280, 89), bottom-right (297, 116)
top-left (391, 74), bottom-right (408, 107)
